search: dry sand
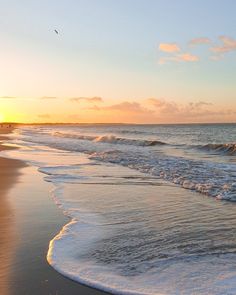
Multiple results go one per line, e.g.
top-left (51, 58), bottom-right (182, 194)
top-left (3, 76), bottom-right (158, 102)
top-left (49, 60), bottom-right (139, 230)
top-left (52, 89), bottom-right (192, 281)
top-left (0, 129), bottom-right (109, 295)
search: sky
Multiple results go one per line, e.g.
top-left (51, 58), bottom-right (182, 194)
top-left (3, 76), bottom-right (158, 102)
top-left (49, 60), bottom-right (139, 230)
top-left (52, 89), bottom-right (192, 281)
top-left (0, 0), bottom-right (236, 123)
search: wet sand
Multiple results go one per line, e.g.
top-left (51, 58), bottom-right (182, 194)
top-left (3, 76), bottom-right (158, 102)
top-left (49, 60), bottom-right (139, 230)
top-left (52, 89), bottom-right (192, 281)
top-left (0, 146), bottom-right (26, 295)
top-left (0, 130), bottom-right (109, 295)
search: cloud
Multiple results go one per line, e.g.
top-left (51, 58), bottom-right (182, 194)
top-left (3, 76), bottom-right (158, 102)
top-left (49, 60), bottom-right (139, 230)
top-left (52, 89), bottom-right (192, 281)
top-left (147, 98), bottom-right (179, 113)
top-left (104, 102), bottom-right (153, 114)
top-left (159, 53), bottom-right (199, 64)
top-left (159, 36), bottom-right (236, 64)
top-left (89, 98), bottom-right (231, 123)
top-left (188, 101), bottom-right (212, 108)
top-left (37, 114), bottom-right (51, 118)
top-left (178, 53), bottom-right (199, 62)
top-left (40, 96), bottom-right (57, 100)
top-left (147, 98), bottom-right (215, 118)
top-left (68, 98), bottom-right (235, 123)
top-left (210, 36), bottom-right (236, 53)
top-left (159, 43), bottom-right (180, 53)
top-left (0, 96), bottom-right (16, 99)
top-left (70, 96), bottom-right (103, 103)
top-left (86, 101), bottom-right (153, 115)
top-left (189, 37), bottom-right (211, 46)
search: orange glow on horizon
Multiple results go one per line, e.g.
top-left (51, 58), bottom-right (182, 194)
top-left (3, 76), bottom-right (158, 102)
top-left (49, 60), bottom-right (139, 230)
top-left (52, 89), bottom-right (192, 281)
top-left (0, 97), bottom-right (235, 124)
top-left (0, 113), bottom-right (4, 123)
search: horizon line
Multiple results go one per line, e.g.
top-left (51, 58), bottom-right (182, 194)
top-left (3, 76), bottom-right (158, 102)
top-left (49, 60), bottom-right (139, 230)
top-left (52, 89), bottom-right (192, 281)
top-left (1, 122), bottom-right (236, 125)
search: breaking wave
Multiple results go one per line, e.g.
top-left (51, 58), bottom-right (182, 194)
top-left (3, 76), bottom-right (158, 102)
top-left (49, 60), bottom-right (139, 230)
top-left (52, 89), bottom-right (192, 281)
top-left (53, 132), bottom-right (166, 147)
top-left (200, 143), bottom-right (236, 155)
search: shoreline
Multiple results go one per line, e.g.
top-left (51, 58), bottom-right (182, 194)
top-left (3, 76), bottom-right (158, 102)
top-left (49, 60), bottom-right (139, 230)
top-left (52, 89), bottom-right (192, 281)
top-left (0, 130), bottom-right (109, 295)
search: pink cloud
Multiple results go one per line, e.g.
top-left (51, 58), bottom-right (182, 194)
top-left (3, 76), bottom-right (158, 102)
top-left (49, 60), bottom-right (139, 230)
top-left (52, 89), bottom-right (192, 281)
top-left (178, 53), bottom-right (199, 62)
top-left (210, 36), bottom-right (236, 53)
top-left (147, 98), bottom-right (214, 115)
top-left (70, 98), bottom-right (235, 123)
top-left (159, 53), bottom-right (199, 64)
top-left (85, 101), bottom-right (153, 115)
top-left (147, 98), bottom-right (179, 113)
top-left (104, 102), bottom-right (153, 114)
top-left (159, 43), bottom-right (180, 53)
top-left (189, 37), bottom-right (211, 45)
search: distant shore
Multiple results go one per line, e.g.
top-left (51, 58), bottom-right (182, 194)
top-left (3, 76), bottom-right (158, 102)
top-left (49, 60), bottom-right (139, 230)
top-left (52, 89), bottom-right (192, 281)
top-left (0, 129), bottom-right (109, 295)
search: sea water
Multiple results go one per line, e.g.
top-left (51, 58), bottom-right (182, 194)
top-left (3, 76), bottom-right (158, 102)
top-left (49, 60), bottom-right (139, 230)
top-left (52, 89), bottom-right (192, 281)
top-left (5, 123), bottom-right (236, 294)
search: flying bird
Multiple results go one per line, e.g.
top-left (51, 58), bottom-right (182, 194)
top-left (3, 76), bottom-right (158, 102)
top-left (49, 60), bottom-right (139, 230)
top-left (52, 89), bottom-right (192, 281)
top-left (54, 29), bottom-right (59, 34)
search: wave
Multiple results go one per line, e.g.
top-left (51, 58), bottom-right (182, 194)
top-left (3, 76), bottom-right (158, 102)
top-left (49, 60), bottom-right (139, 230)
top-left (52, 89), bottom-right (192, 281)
top-left (15, 127), bottom-right (236, 201)
top-left (119, 129), bottom-right (154, 135)
top-left (89, 150), bottom-right (236, 201)
top-left (94, 135), bottom-right (165, 146)
top-left (45, 157), bottom-right (236, 295)
top-left (200, 143), bottom-right (236, 155)
top-left (53, 132), bottom-right (166, 147)
top-left (53, 131), bottom-right (96, 141)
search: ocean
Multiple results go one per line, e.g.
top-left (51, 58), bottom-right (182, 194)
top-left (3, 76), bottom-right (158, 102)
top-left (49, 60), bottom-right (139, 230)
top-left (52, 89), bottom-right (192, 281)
top-left (5, 123), bottom-right (236, 294)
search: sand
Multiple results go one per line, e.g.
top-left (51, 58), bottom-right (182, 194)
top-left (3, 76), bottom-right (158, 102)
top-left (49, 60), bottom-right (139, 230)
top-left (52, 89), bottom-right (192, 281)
top-left (0, 129), bottom-right (109, 295)
top-left (0, 132), bottom-right (26, 295)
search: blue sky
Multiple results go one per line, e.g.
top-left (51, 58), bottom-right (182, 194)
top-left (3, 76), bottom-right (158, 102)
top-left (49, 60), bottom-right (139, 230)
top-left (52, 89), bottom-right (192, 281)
top-left (0, 0), bottom-right (235, 122)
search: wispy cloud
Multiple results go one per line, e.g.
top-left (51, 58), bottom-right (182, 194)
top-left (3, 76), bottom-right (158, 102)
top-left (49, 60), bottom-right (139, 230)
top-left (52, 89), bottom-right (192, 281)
top-left (189, 37), bottom-right (211, 46)
top-left (70, 96), bottom-right (103, 103)
top-left (83, 98), bottom-right (234, 123)
top-left (178, 53), bottom-right (199, 62)
top-left (147, 98), bottom-right (178, 113)
top-left (159, 43), bottom-right (180, 53)
top-left (159, 53), bottom-right (199, 64)
top-left (147, 98), bottom-right (215, 115)
top-left (159, 35), bottom-right (236, 64)
top-left (210, 36), bottom-right (236, 53)
top-left (86, 101), bottom-right (153, 114)
top-left (104, 102), bottom-right (153, 114)
top-left (40, 96), bottom-right (57, 100)
top-left (189, 101), bottom-right (212, 108)
top-left (0, 96), bottom-right (16, 99)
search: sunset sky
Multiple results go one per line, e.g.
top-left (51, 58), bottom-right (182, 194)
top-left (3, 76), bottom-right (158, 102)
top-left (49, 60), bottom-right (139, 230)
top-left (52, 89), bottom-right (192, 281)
top-left (0, 0), bottom-right (236, 123)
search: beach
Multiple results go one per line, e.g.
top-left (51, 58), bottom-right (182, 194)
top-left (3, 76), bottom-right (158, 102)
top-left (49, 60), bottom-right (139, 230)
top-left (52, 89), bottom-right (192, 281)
top-left (0, 128), bottom-right (108, 295)
top-left (1, 124), bottom-right (236, 294)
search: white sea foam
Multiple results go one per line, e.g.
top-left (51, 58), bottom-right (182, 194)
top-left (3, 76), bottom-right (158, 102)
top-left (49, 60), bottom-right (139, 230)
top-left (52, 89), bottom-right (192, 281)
top-left (10, 126), bottom-right (236, 201)
top-left (45, 162), bottom-right (236, 295)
